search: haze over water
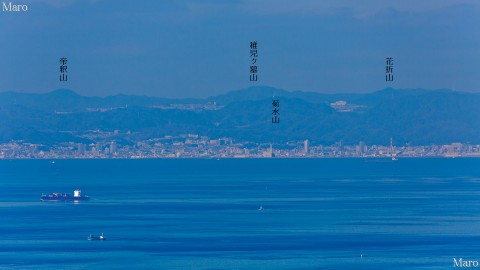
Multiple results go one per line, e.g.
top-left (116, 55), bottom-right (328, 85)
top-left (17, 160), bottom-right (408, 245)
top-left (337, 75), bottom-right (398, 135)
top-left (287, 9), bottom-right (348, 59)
top-left (1, 158), bottom-right (480, 269)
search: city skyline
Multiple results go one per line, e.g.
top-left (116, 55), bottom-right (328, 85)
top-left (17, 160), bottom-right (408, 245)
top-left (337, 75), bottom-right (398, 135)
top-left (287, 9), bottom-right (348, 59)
top-left (3, 133), bottom-right (480, 159)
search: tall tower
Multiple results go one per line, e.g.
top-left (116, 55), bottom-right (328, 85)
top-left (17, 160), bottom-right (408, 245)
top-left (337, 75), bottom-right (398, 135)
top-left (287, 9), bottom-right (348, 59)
top-left (110, 142), bottom-right (117, 155)
top-left (390, 137), bottom-right (397, 160)
top-left (77, 143), bottom-right (86, 156)
top-left (390, 137), bottom-right (393, 156)
top-left (263, 143), bottom-right (273, 158)
top-left (356, 141), bottom-right (366, 156)
top-left (304, 139), bottom-right (309, 155)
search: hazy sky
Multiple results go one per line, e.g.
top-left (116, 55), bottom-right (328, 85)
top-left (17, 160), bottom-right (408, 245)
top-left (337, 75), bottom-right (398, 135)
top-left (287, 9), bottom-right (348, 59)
top-left (1, 0), bottom-right (479, 98)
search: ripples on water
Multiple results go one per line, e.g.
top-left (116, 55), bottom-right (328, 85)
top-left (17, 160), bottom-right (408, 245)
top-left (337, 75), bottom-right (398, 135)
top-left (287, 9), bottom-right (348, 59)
top-left (1, 158), bottom-right (480, 269)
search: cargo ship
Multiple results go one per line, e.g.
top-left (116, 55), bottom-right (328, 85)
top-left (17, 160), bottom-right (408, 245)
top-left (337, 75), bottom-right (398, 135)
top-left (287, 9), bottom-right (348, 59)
top-left (41, 189), bottom-right (89, 201)
top-left (88, 233), bottom-right (106, 241)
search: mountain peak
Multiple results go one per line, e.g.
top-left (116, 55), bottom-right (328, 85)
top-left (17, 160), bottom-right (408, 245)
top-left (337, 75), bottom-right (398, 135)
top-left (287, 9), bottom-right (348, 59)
top-left (207, 86), bottom-right (291, 104)
top-left (47, 89), bottom-right (79, 97)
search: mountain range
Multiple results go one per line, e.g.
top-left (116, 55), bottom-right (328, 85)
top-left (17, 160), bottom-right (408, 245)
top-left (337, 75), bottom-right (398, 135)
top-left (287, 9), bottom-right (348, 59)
top-left (0, 86), bottom-right (479, 145)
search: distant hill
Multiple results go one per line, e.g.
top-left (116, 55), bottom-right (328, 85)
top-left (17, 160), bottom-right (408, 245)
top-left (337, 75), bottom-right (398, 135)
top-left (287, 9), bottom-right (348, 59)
top-left (0, 89), bottom-right (201, 113)
top-left (0, 86), bottom-right (479, 145)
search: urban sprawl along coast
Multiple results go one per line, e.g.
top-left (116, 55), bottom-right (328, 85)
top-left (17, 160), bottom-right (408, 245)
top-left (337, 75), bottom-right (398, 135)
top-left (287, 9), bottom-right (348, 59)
top-left (1, 132), bottom-right (479, 159)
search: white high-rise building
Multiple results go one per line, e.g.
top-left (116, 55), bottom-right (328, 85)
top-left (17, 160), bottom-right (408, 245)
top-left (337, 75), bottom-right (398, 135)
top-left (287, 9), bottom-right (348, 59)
top-left (304, 139), bottom-right (309, 155)
top-left (77, 143), bottom-right (86, 155)
top-left (110, 142), bottom-right (117, 154)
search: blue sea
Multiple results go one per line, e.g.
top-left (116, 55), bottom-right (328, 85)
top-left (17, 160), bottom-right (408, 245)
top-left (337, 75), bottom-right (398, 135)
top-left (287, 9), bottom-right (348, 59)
top-left (1, 158), bottom-right (480, 269)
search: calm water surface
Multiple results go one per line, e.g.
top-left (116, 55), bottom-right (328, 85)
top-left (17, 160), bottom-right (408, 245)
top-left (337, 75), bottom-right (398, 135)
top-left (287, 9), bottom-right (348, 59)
top-left (1, 158), bottom-right (480, 269)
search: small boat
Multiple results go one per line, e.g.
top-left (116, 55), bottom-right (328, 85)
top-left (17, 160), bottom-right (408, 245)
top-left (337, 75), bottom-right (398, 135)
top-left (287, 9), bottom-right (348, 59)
top-left (258, 206), bottom-right (265, 211)
top-left (88, 233), bottom-right (106, 240)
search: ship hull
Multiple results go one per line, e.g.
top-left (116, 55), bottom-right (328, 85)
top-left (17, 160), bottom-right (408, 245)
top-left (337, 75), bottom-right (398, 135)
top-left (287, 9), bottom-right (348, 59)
top-left (41, 196), bottom-right (89, 201)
